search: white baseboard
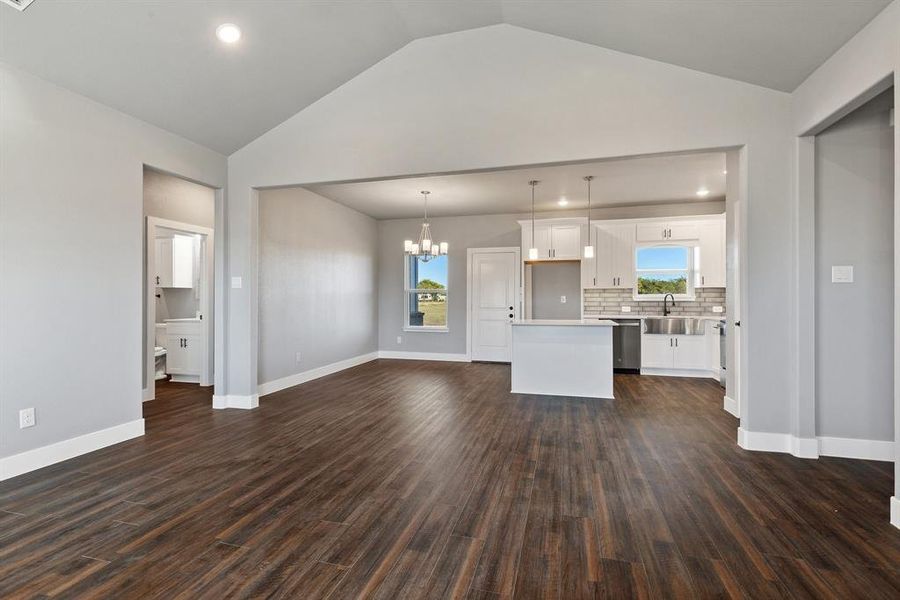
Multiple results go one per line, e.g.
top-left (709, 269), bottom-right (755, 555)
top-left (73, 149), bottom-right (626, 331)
top-left (212, 394), bottom-right (259, 410)
top-left (891, 497), bottom-right (899, 529)
top-left (169, 375), bottom-right (200, 384)
top-left (737, 427), bottom-right (894, 461)
top-left (737, 427), bottom-right (795, 454)
top-left (0, 418), bottom-right (145, 481)
top-left (377, 351), bottom-right (470, 362)
top-left (258, 352), bottom-right (379, 397)
top-left (818, 436), bottom-right (894, 462)
top-left (723, 395), bottom-right (738, 417)
top-left (639, 368), bottom-right (718, 380)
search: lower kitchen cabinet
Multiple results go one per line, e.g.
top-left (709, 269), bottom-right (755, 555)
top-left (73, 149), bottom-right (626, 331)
top-left (165, 320), bottom-right (202, 381)
top-left (641, 332), bottom-right (710, 374)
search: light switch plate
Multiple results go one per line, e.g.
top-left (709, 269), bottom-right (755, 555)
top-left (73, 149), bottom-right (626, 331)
top-left (831, 265), bottom-right (854, 283)
top-left (560, 295), bottom-right (567, 303)
top-left (231, 276), bottom-right (242, 289)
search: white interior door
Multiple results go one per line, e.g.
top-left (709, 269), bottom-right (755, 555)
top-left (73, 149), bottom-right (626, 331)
top-left (471, 248), bottom-right (519, 362)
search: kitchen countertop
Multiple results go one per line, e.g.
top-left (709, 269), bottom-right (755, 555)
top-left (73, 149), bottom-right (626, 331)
top-left (165, 317), bottom-right (201, 322)
top-left (512, 319), bottom-right (617, 327)
top-left (584, 314), bottom-right (724, 321)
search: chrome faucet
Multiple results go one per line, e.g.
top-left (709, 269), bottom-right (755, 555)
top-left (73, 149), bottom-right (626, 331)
top-left (663, 293), bottom-right (675, 316)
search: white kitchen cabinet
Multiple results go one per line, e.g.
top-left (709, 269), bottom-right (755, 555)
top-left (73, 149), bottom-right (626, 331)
top-left (635, 221), bottom-right (699, 242)
top-left (165, 319), bottom-right (202, 381)
top-left (671, 335), bottom-right (708, 370)
top-left (641, 332), bottom-right (709, 372)
top-left (585, 224), bottom-right (634, 288)
top-left (520, 220), bottom-right (581, 261)
top-left (550, 225), bottom-right (581, 259)
top-left (695, 220), bottom-right (726, 288)
top-left (155, 234), bottom-right (194, 289)
top-left (640, 335), bottom-right (675, 368)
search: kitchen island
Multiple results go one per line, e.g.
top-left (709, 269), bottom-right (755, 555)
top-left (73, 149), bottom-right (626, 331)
top-left (510, 319), bottom-right (617, 399)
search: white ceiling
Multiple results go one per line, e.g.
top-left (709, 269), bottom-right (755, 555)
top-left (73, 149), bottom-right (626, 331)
top-left (306, 152), bottom-right (727, 220)
top-left (1, 1), bottom-right (890, 154)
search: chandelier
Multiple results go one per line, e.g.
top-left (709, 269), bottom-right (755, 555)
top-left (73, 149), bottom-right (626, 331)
top-left (404, 190), bottom-right (448, 262)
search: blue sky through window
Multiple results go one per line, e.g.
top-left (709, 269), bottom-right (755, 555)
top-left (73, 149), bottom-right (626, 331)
top-left (636, 246), bottom-right (689, 270)
top-left (414, 255), bottom-right (448, 287)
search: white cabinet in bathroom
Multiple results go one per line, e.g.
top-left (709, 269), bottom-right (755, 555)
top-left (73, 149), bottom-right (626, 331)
top-left (165, 319), bottom-right (202, 382)
top-left (155, 235), bottom-right (194, 288)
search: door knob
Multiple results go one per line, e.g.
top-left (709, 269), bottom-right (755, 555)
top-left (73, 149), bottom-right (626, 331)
top-left (508, 314), bottom-right (514, 318)
top-left (509, 306), bottom-right (514, 310)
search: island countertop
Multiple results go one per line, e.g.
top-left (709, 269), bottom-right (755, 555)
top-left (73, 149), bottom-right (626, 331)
top-left (512, 319), bottom-right (617, 327)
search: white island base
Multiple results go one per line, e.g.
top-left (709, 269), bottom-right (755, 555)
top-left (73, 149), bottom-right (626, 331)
top-left (510, 320), bottom-right (616, 399)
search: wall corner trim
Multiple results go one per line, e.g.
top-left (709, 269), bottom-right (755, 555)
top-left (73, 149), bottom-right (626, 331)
top-left (257, 352), bottom-right (379, 397)
top-left (737, 427), bottom-right (894, 462)
top-left (891, 497), bottom-right (899, 530)
top-left (377, 351), bottom-right (471, 362)
top-left (212, 394), bottom-right (259, 410)
top-left (0, 418), bottom-right (145, 482)
top-left (723, 395), bottom-right (738, 417)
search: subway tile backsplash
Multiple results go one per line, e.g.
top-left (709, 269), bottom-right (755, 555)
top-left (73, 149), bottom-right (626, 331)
top-left (583, 287), bottom-right (725, 317)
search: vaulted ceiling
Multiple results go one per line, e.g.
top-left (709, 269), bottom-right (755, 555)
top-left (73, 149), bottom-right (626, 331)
top-left (1, 0), bottom-right (890, 154)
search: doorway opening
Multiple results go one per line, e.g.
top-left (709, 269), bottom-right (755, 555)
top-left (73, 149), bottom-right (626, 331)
top-left (142, 168), bottom-right (216, 402)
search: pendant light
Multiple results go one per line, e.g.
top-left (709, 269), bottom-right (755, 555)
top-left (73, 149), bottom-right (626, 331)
top-left (528, 180), bottom-right (539, 260)
top-left (583, 175), bottom-right (594, 258)
top-left (404, 190), bottom-right (447, 262)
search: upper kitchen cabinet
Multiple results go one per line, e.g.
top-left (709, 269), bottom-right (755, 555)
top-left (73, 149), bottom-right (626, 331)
top-left (635, 221), bottom-right (699, 242)
top-left (155, 234), bottom-right (194, 288)
top-left (695, 219), bottom-right (726, 288)
top-left (519, 219), bottom-right (582, 261)
top-left (584, 224), bottom-right (634, 289)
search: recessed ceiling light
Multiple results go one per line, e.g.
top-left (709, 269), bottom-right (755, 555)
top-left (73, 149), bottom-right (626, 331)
top-left (216, 23), bottom-right (241, 44)
top-left (723, 170), bottom-right (728, 175)
top-left (696, 188), bottom-right (710, 197)
top-left (558, 198), bottom-right (569, 207)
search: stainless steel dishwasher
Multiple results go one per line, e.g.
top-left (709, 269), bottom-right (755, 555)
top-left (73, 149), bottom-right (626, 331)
top-left (610, 319), bottom-right (641, 373)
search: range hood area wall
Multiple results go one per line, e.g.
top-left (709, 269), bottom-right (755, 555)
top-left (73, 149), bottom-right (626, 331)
top-left (526, 262), bottom-right (582, 320)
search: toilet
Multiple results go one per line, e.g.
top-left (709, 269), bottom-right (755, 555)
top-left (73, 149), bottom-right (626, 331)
top-left (154, 323), bottom-right (168, 380)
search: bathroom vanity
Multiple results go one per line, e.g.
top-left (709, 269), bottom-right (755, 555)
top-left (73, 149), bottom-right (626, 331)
top-left (165, 318), bottom-right (202, 382)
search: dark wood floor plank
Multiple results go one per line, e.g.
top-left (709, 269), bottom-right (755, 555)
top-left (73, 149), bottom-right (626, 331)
top-left (0, 366), bottom-right (896, 599)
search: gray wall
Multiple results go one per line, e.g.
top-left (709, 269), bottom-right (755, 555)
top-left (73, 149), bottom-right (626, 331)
top-left (258, 187), bottom-right (378, 386)
top-left (815, 89), bottom-right (894, 441)
top-left (378, 203), bottom-right (724, 355)
top-left (143, 167), bottom-right (215, 227)
top-left (530, 262), bottom-right (581, 319)
top-left (0, 62), bottom-right (226, 465)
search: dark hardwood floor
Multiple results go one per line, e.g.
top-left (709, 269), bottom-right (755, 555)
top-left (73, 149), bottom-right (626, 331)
top-left (1, 361), bottom-right (898, 598)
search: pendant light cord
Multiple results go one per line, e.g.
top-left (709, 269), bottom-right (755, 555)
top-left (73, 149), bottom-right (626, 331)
top-left (529, 180), bottom-right (538, 248)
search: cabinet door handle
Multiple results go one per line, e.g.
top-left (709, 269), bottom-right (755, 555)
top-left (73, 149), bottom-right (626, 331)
top-left (156, 275), bottom-right (160, 285)
top-left (701, 276), bottom-right (705, 285)
top-left (670, 338), bottom-right (673, 347)
top-left (668, 228), bottom-right (672, 238)
top-left (662, 228), bottom-right (666, 239)
top-left (675, 338), bottom-right (679, 347)
top-left (184, 338), bottom-right (188, 348)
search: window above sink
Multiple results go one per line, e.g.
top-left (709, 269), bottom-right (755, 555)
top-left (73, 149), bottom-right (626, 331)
top-left (634, 245), bottom-right (695, 301)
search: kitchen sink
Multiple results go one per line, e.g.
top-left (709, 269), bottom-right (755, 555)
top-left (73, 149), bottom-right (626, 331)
top-left (643, 317), bottom-right (706, 335)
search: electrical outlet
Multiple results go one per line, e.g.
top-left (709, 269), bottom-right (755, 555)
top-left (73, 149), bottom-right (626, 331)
top-left (712, 306), bottom-right (724, 313)
top-left (621, 306), bottom-right (631, 313)
top-left (560, 295), bottom-right (567, 303)
top-left (295, 351), bottom-right (302, 363)
top-left (396, 336), bottom-right (402, 345)
top-left (19, 408), bottom-right (35, 429)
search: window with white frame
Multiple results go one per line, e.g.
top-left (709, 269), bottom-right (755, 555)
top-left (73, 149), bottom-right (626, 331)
top-left (634, 245), bottom-right (694, 299)
top-left (405, 255), bottom-right (448, 330)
